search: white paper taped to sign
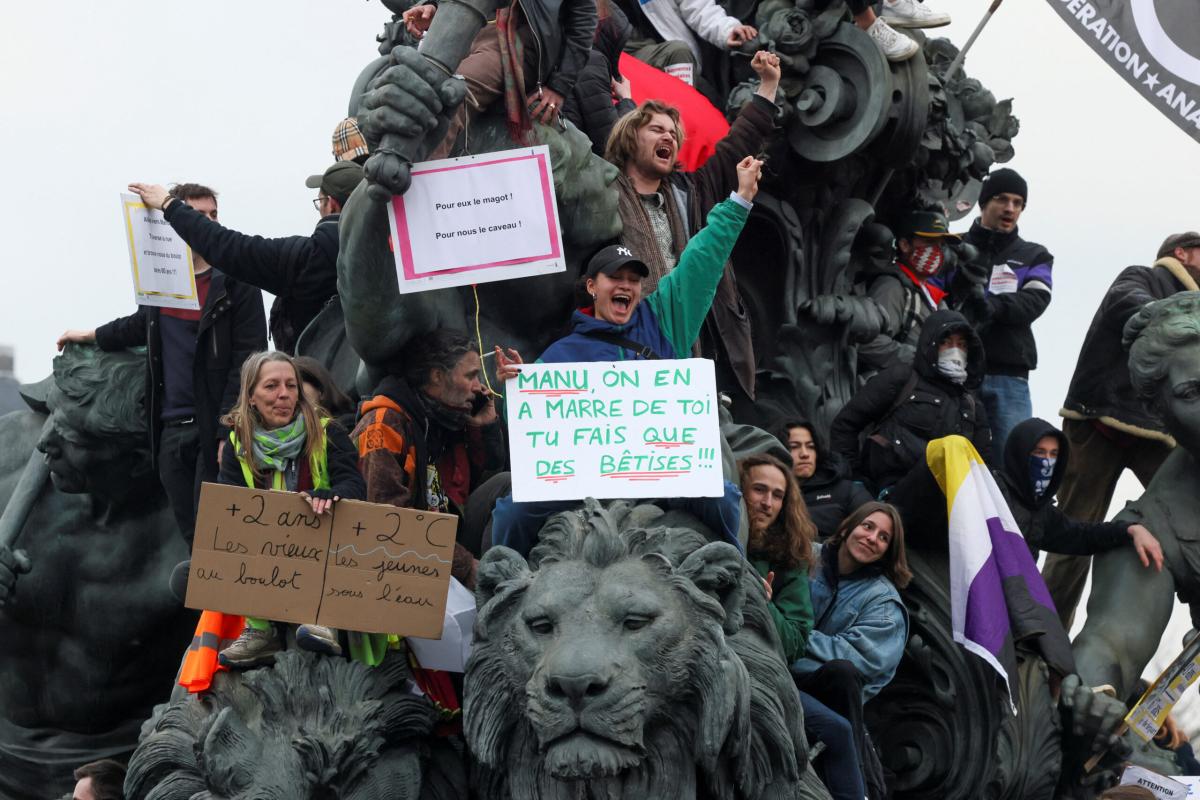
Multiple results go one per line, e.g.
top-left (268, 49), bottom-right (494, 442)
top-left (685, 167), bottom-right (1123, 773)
top-left (121, 193), bottom-right (199, 310)
top-left (386, 145), bottom-right (565, 294)
top-left (506, 358), bottom-right (723, 502)
top-left (1119, 765), bottom-right (1188, 799)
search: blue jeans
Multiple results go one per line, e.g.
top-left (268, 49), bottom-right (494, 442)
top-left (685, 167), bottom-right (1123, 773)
top-left (981, 374), bottom-right (1032, 456)
top-left (800, 690), bottom-right (867, 800)
top-left (490, 480), bottom-right (744, 559)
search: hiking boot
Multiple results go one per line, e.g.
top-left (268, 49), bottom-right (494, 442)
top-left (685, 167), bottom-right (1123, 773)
top-left (218, 624), bottom-right (282, 669)
top-left (867, 18), bottom-right (919, 62)
top-left (297, 624), bottom-right (343, 656)
top-left (881, 0), bottom-right (951, 29)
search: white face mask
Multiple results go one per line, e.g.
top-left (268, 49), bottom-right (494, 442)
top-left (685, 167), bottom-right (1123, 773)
top-left (937, 346), bottom-right (968, 384)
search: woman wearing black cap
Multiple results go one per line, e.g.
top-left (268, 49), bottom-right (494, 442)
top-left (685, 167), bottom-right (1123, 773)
top-left (484, 156), bottom-right (762, 557)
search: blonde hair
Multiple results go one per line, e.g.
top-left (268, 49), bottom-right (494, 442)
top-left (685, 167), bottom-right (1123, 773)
top-left (604, 100), bottom-right (685, 172)
top-left (220, 351), bottom-right (326, 484)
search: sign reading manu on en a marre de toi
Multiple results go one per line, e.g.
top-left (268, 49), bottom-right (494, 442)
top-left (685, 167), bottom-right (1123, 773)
top-left (185, 483), bottom-right (458, 638)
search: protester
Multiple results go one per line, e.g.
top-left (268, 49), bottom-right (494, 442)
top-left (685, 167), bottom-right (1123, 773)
top-left (847, 0), bottom-right (950, 61)
top-left (1043, 231), bottom-right (1200, 626)
top-left (952, 168), bottom-right (1054, 451)
top-left (352, 329), bottom-right (505, 590)
top-left (777, 419), bottom-right (873, 539)
top-left (561, 0), bottom-right (639, 155)
top-left (792, 501), bottom-right (911, 800)
top-left (997, 418), bottom-right (1163, 568)
top-left (614, 0), bottom-right (758, 84)
top-left (857, 210), bottom-right (961, 373)
top-left (605, 56), bottom-right (778, 399)
top-left (832, 309), bottom-right (991, 496)
top-left (215, 351), bottom-right (366, 668)
top-left (127, 162), bottom-right (362, 353)
top-left (489, 157), bottom-right (761, 555)
top-left (70, 759), bottom-right (126, 800)
top-left (294, 355), bottom-right (356, 430)
top-left (402, 0), bottom-right (597, 157)
top-left (56, 183), bottom-right (267, 544)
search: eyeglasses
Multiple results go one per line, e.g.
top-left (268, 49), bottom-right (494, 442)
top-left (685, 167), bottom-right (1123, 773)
top-left (312, 196), bottom-right (324, 210)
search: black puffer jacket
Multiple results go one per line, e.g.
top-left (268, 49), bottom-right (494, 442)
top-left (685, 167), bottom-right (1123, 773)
top-left (831, 309), bottom-right (991, 491)
top-left (997, 417), bottom-right (1129, 557)
top-left (802, 456), bottom-right (874, 541)
top-left (563, 5), bottom-right (637, 154)
top-left (1061, 257), bottom-right (1196, 443)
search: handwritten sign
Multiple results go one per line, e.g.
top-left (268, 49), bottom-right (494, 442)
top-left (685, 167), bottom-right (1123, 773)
top-left (386, 145), bottom-right (564, 293)
top-left (507, 359), bottom-right (723, 502)
top-left (185, 483), bottom-right (457, 638)
top-left (120, 193), bottom-right (199, 310)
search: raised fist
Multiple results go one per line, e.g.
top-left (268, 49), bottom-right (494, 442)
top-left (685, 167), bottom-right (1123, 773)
top-left (0, 545), bottom-right (31, 607)
top-left (357, 46), bottom-right (469, 198)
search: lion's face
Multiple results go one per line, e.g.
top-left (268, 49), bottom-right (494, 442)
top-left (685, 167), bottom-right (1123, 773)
top-left (465, 512), bottom-right (753, 799)
top-left (514, 556), bottom-right (704, 778)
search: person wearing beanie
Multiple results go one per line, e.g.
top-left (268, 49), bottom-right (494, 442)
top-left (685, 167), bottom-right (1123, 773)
top-left (126, 160), bottom-right (364, 353)
top-left (857, 209), bottom-right (961, 373)
top-left (1040, 230), bottom-right (1200, 628)
top-left (943, 167), bottom-right (1053, 455)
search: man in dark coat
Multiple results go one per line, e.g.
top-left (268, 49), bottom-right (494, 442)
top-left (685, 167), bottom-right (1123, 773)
top-left (603, 49), bottom-right (780, 400)
top-left (1043, 231), bottom-right (1200, 626)
top-left (56, 183), bottom-right (267, 543)
top-left (831, 309), bottom-right (991, 497)
top-left (126, 164), bottom-right (361, 353)
top-left (777, 419), bottom-right (872, 540)
top-left (997, 418), bottom-right (1162, 568)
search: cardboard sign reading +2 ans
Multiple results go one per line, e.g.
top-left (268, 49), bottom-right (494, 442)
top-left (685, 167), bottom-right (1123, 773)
top-left (120, 193), bottom-right (200, 310)
top-left (385, 145), bottom-right (565, 293)
top-left (185, 483), bottom-right (457, 638)
top-left (506, 358), bottom-right (723, 502)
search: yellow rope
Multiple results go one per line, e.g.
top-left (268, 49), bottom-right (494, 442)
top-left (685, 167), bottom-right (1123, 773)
top-left (473, 283), bottom-right (502, 399)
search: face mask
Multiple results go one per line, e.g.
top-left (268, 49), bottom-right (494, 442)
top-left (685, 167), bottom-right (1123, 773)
top-left (908, 240), bottom-right (944, 277)
top-left (1029, 455), bottom-right (1057, 499)
top-left (936, 345), bottom-right (968, 384)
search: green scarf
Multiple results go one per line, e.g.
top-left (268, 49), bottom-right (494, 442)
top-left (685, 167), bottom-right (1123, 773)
top-left (251, 415), bottom-right (307, 473)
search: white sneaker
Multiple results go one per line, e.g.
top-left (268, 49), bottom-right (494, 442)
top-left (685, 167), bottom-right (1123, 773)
top-left (881, 0), bottom-right (951, 29)
top-left (867, 18), bottom-right (920, 62)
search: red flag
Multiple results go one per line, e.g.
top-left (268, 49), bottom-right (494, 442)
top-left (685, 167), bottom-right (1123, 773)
top-left (618, 53), bottom-right (731, 172)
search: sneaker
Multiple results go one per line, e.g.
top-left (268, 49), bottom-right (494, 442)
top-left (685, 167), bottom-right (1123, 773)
top-left (881, 0), bottom-right (951, 29)
top-left (297, 624), bottom-right (343, 656)
top-left (867, 18), bottom-right (920, 62)
top-left (218, 624), bottom-right (282, 669)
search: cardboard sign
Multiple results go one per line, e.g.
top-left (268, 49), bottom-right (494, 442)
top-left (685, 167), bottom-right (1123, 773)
top-left (120, 193), bottom-right (199, 310)
top-left (186, 483), bottom-right (457, 638)
top-left (386, 145), bottom-right (565, 293)
top-left (507, 359), bottom-right (723, 502)
top-left (1119, 766), bottom-right (1188, 799)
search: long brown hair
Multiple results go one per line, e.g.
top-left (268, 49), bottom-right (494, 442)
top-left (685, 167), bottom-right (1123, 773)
top-left (738, 454), bottom-right (816, 572)
top-left (828, 501), bottom-right (912, 589)
top-left (603, 100), bottom-right (685, 173)
top-left (220, 351), bottom-right (325, 484)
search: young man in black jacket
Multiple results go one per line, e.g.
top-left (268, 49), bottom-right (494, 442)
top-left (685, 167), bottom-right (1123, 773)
top-left (950, 168), bottom-right (1053, 453)
top-left (126, 161), bottom-right (363, 353)
top-left (57, 183), bottom-right (267, 542)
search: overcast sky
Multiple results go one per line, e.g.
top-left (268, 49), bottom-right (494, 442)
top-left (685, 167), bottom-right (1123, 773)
top-left (4, 0), bottom-right (1200, 714)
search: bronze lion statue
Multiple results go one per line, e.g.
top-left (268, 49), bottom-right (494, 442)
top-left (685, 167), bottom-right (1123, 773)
top-left (464, 500), bottom-right (831, 800)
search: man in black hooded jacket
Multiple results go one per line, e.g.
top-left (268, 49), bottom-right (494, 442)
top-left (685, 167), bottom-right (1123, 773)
top-left (997, 417), bottom-right (1162, 568)
top-left (831, 309), bottom-right (992, 496)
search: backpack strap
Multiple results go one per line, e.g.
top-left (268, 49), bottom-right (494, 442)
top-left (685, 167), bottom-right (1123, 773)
top-left (581, 329), bottom-right (663, 360)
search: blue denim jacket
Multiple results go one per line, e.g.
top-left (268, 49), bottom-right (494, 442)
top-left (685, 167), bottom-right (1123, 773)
top-left (791, 543), bottom-right (909, 701)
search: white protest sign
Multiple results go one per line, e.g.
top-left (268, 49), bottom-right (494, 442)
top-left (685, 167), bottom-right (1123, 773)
top-left (507, 359), bottom-right (723, 502)
top-left (1120, 765), bottom-right (1189, 799)
top-left (386, 145), bottom-right (564, 294)
top-left (1171, 776), bottom-right (1200, 797)
top-left (406, 578), bottom-right (477, 673)
top-left (120, 193), bottom-right (199, 310)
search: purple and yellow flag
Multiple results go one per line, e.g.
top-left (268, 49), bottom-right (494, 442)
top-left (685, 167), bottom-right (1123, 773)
top-left (927, 436), bottom-right (1076, 710)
